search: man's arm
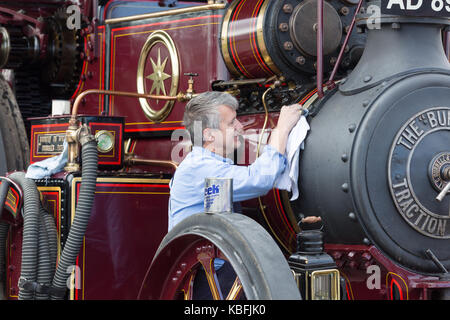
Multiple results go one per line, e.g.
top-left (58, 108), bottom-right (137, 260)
top-left (226, 144), bottom-right (287, 202)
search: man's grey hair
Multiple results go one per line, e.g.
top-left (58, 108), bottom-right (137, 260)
top-left (183, 91), bottom-right (238, 146)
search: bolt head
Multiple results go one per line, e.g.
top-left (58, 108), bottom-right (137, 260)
top-left (283, 41), bottom-right (293, 50)
top-left (282, 4), bottom-right (293, 13)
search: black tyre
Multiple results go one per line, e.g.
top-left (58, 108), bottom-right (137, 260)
top-left (0, 74), bottom-right (29, 175)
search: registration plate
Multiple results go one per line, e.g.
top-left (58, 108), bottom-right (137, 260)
top-left (381, 0), bottom-right (450, 17)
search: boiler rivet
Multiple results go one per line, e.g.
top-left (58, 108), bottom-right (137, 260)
top-left (364, 75), bottom-right (372, 82)
top-left (341, 154), bottom-right (348, 162)
top-left (348, 124), bottom-right (356, 133)
top-left (341, 183), bottom-right (349, 193)
top-left (348, 212), bottom-right (356, 220)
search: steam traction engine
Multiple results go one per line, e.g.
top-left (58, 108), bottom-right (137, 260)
top-left (0, 0), bottom-right (448, 300)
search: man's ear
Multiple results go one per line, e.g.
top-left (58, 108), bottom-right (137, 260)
top-left (203, 128), bottom-right (215, 142)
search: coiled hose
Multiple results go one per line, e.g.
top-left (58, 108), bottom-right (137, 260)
top-left (3, 127), bottom-right (97, 300)
top-left (6, 173), bottom-right (58, 300)
top-left (35, 206), bottom-right (55, 300)
top-left (41, 205), bottom-right (57, 277)
top-left (8, 171), bottom-right (41, 300)
top-left (50, 133), bottom-right (98, 299)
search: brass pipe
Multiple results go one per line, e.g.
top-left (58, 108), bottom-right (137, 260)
top-left (124, 157), bottom-right (179, 170)
top-left (256, 87), bottom-right (272, 157)
top-left (71, 89), bottom-right (178, 123)
top-left (256, 86), bottom-right (291, 252)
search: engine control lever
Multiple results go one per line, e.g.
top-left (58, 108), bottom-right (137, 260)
top-left (425, 249), bottom-right (450, 280)
top-left (436, 182), bottom-right (450, 202)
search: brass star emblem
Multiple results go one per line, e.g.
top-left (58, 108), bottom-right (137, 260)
top-left (146, 48), bottom-right (171, 96)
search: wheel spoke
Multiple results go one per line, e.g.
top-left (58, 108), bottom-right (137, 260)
top-left (199, 258), bottom-right (223, 300)
top-left (181, 272), bottom-right (196, 300)
top-left (226, 277), bottom-right (243, 300)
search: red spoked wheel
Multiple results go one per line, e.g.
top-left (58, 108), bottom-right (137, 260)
top-left (138, 212), bottom-right (301, 300)
top-left (156, 238), bottom-right (245, 300)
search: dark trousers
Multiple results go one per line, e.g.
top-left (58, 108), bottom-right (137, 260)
top-left (192, 261), bottom-right (246, 300)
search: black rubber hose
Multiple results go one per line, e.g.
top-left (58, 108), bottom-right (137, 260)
top-left (35, 212), bottom-right (52, 300)
top-left (51, 136), bottom-right (97, 299)
top-left (0, 221), bottom-right (9, 299)
top-left (41, 205), bottom-right (57, 276)
top-left (8, 171), bottom-right (40, 300)
top-left (33, 205), bottom-right (58, 300)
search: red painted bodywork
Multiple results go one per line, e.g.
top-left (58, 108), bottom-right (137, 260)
top-left (325, 244), bottom-right (450, 300)
top-left (5, 174), bottom-right (170, 299)
top-left (72, 177), bottom-right (169, 299)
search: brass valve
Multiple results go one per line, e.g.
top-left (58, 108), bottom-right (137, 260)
top-left (64, 122), bottom-right (94, 172)
top-left (64, 119), bottom-right (81, 173)
top-left (177, 72), bottom-right (198, 101)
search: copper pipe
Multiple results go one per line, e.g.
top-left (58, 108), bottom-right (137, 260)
top-left (71, 89), bottom-right (178, 123)
top-left (316, 0), bottom-right (324, 99)
top-left (125, 157), bottom-right (178, 170)
top-left (326, 0), bottom-right (364, 89)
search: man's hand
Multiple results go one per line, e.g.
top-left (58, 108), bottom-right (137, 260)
top-left (277, 104), bottom-right (304, 135)
top-left (301, 216), bottom-right (322, 224)
top-left (268, 104), bottom-right (304, 154)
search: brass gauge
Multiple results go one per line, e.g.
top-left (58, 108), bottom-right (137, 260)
top-left (95, 130), bottom-right (115, 153)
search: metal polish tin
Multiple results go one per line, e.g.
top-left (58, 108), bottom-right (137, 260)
top-left (204, 178), bottom-right (233, 214)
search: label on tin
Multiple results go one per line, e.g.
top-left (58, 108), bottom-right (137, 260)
top-left (204, 178), bottom-right (233, 214)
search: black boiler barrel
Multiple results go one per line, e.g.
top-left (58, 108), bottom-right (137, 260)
top-left (294, 9), bottom-right (450, 275)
